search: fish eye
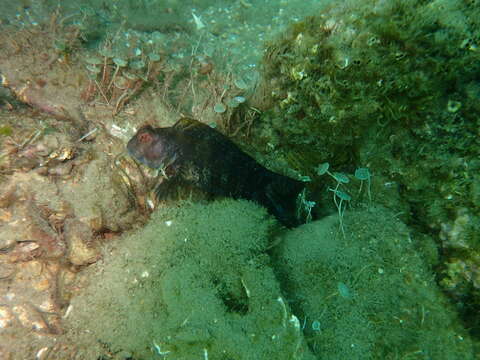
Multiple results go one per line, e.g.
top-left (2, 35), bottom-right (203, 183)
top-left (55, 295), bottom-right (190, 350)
top-left (138, 131), bottom-right (153, 144)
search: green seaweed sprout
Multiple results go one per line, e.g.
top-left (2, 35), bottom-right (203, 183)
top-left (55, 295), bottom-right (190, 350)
top-left (354, 167), bottom-right (372, 205)
top-left (316, 162), bottom-right (372, 237)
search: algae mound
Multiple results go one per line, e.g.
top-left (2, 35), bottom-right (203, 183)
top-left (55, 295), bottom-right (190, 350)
top-left (253, 0), bottom-right (480, 332)
top-left (65, 199), bottom-right (315, 360)
top-left (273, 206), bottom-right (475, 359)
top-left (64, 199), bottom-right (476, 359)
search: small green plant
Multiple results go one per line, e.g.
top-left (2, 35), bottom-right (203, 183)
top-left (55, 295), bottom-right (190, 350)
top-left (354, 167), bottom-right (372, 205)
top-left (297, 188), bottom-right (316, 223)
top-left (316, 162), bottom-right (351, 237)
top-left (316, 162), bottom-right (372, 237)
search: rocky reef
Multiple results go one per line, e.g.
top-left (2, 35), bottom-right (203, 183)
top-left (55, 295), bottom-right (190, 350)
top-left (250, 0), bottom-right (480, 336)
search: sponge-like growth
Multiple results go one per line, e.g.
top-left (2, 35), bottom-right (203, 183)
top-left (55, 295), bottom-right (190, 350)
top-left (65, 199), bottom-right (316, 360)
top-left (253, 0), bottom-right (480, 329)
top-left (257, 0), bottom-right (479, 170)
top-left (273, 206), bottom-right (475, 359)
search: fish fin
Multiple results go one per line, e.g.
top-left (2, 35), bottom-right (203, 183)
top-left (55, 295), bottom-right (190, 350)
top-left (172, 117), bottom-right (200, 131)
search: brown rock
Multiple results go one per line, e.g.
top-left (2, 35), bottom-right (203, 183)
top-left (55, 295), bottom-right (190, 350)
top-left (0, 305), bottom-right (15, 329)
top-left (57, 267), bottom-right (77, 306)
top-left (47, 162), bottom-right (73, 177)
top-left (0, 345), bottom-right (12, 360)
top-left (0, 225), bottom-right (16, 251)
top-left (8, 242), bottom-right (41, 263)
top-left (0, 183), bottom-right (17, 208)
top-left (15, 200), bottom-right (66, 260)
top-left (64, 219), bottom-right (100, 266)
top-left (0, 261), bottom-right (16, 280)
top-left (12, 303), bottom-right (50, 333)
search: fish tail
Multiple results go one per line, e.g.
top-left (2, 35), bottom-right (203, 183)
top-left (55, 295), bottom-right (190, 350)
top-left (264, 177), bottom-right (305, 227)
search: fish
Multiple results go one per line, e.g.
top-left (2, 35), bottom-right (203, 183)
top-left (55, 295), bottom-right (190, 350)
top-left (127, 117), bottom-right (305, 227)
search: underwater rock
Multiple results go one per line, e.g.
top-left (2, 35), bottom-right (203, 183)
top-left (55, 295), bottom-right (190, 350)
top-left (65, 200), bottom-right (316, 359)
top-left (273, 206), bottom-right (475, 359)
top-left (0, 226), bottom-right (16, 251)
top-left (64, 219), bottom-right (100, 266)
top-left (254, 0), bottom-right (480, 333)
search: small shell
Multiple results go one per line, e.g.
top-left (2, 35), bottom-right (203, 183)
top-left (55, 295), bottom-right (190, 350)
top-left (213, 103), bottom-right (226, 113)
top-left (49, 147), bottom-right (75, 161)
top-left (36, 346), bottom-right (50, 360)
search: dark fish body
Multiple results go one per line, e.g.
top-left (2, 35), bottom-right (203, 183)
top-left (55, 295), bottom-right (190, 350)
top-left (127, 118), bottom-right (304, 227)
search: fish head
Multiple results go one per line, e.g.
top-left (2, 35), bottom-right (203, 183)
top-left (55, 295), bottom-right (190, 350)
top-left (127, 125), bottom-right (172, 169)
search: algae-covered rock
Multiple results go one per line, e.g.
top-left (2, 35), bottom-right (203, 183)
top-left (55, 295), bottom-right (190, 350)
top-left (61, 154), bottom-right (136, 233)
top-left (65, 199), bottom-right (316, 360)
top-left (64, 219), bottom-right (100, 266)
top-left (254, 0), bottom-right (480, 334)
top-left (273, 206), bottom-right (475, 359)
top-left (257, 0), bottom-right (479, 171)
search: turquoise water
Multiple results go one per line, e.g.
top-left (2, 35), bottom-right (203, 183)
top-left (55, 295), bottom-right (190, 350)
top-left (2, 0), bottom-right (326, 82)
top-left (1, 0), bottom-right (479, 359)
